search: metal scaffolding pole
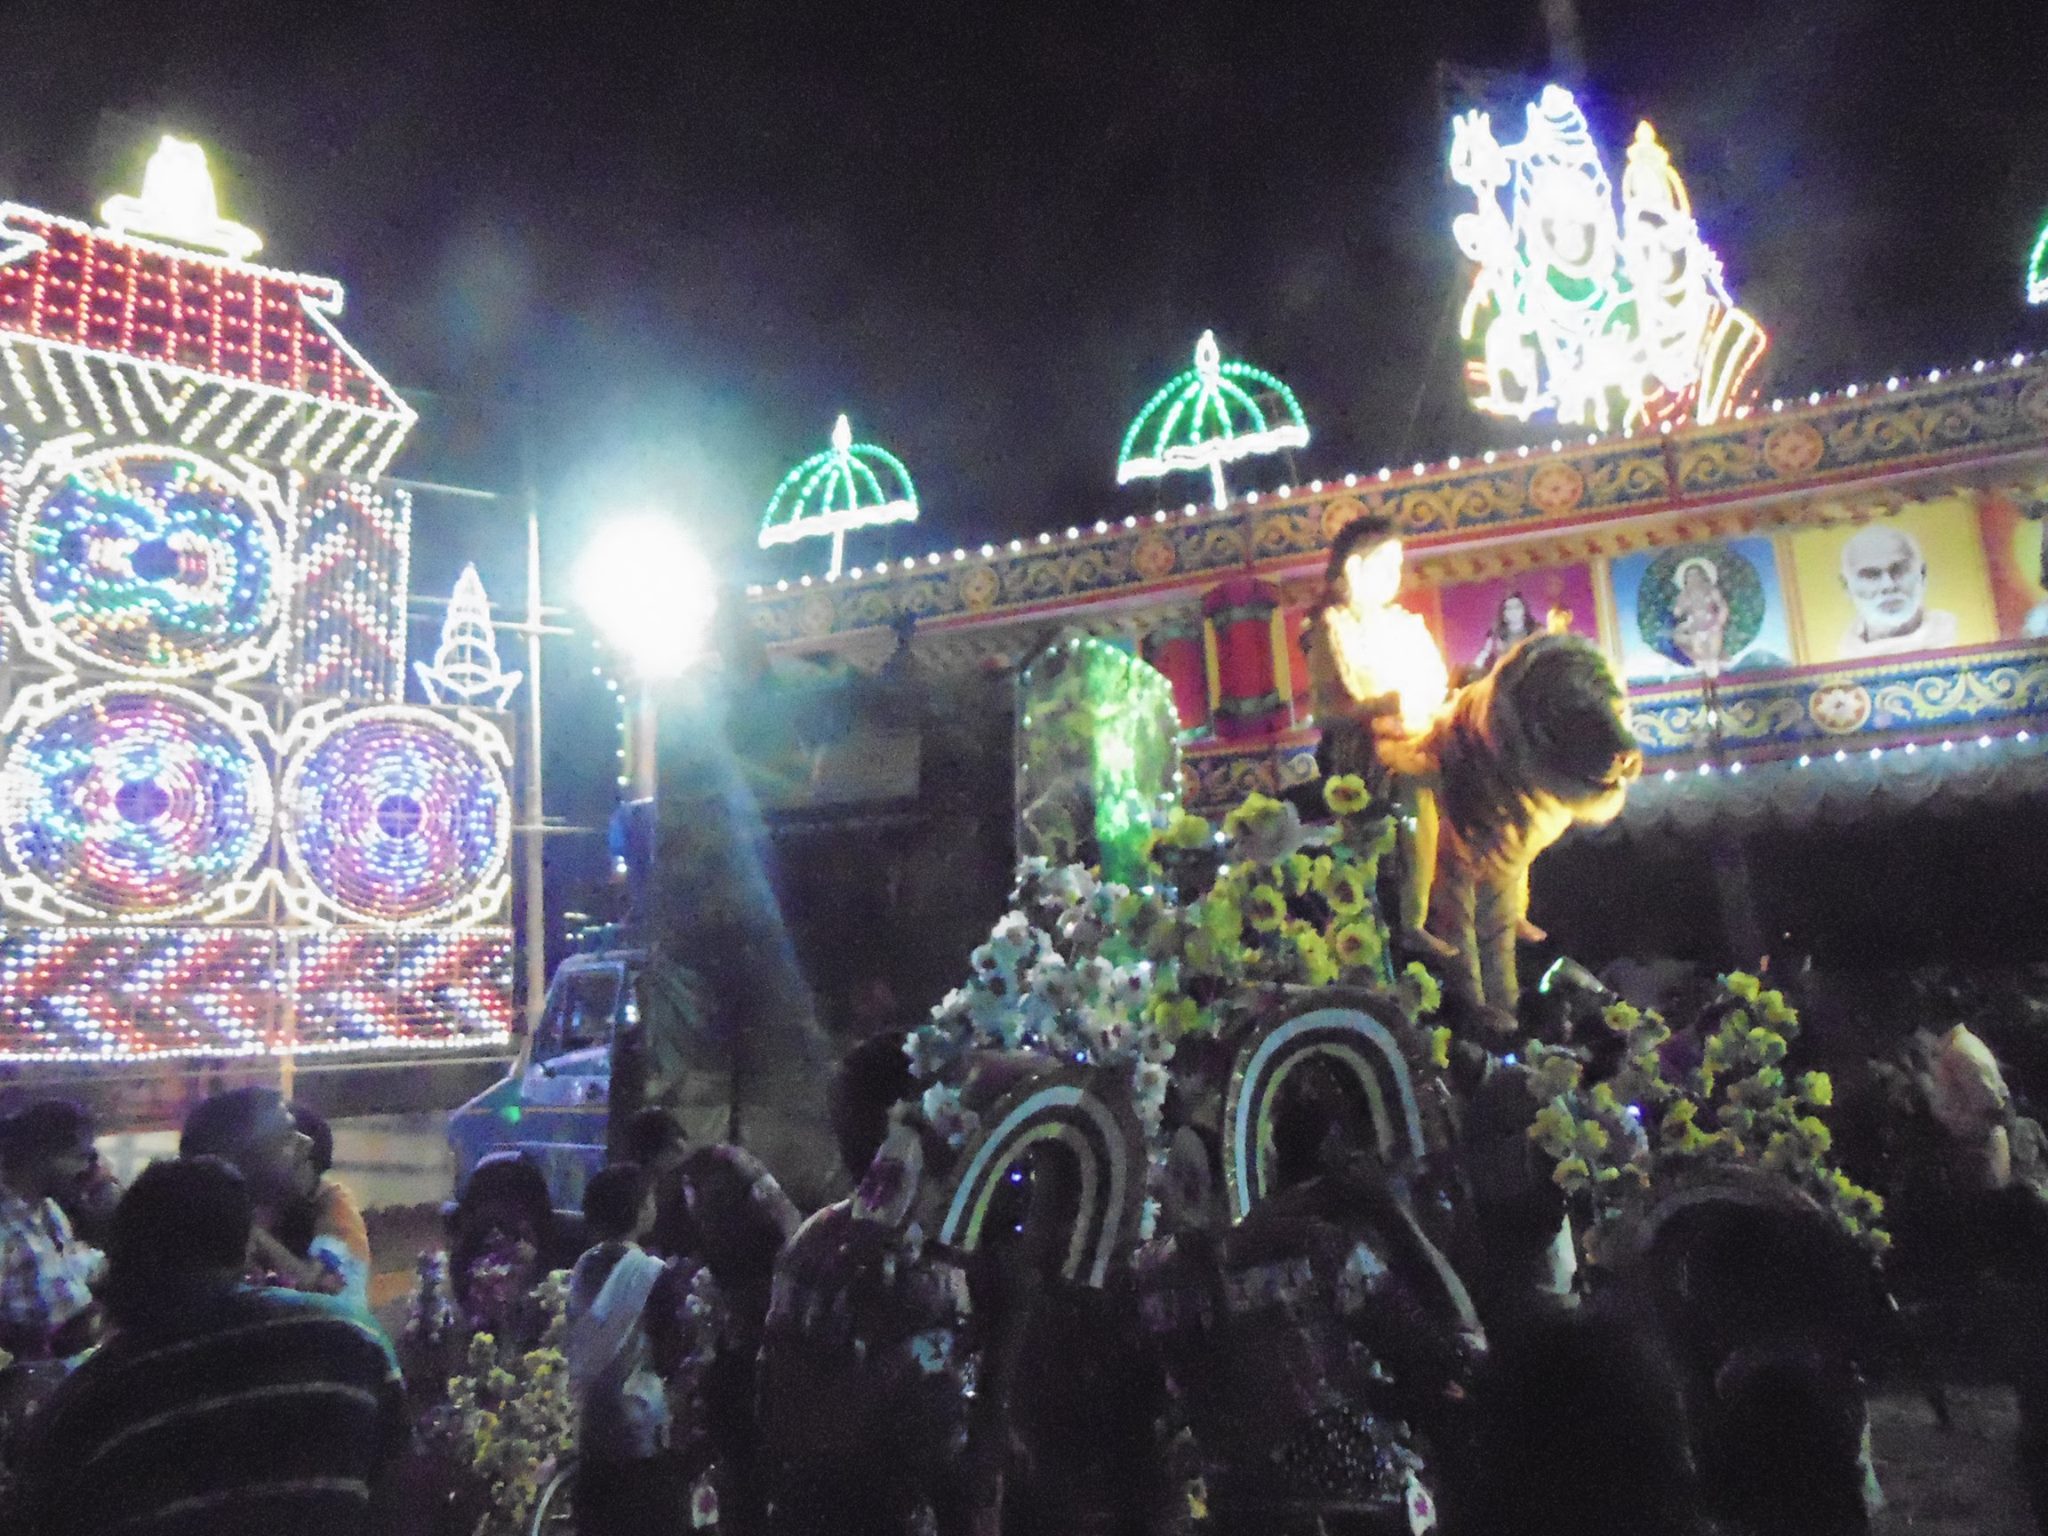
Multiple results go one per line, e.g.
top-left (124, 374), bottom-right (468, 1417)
top-left (523, 492), bottom-right (548, 1035)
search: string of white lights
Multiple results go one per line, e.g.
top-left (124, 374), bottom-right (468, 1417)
top-left (1647, 727), bottom-right (2036, 783)
top-left (748, 351), bottom-right (2043, 596)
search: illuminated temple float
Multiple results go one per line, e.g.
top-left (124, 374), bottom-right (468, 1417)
top-left (746, 90), bottom-right (2048, 979)
top-left (0, 138), bottom-right (515, 1068)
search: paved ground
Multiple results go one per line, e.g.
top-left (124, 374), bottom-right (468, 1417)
top-left (365, 1203), bottom-right (448, 1328)
top-left (1872, 1383), bottom-right (2034, 1533)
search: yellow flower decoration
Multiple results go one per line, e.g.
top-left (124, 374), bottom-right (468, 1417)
top-left (1282, 853), bottom-right (1315, 896)
top-left (1429, 1026), bottom-right (1452, 1070)
top-left (1401, 962), bottom-right (1443, 1017)
top-left (1796, 1115), bottom-right (1834, 1153)
top-left (1149, 994), bottom-right (1203, 1035)
top-left (1201, 895), bottom-right (1245, 945)
top-left (1530, 1102), bottom-right (1576, 1151)
top-left (1247, 884), bottom-right (1287, 932)
top-left (1723, 970), bottom-right (1762, 1002)
top-left (1293, 928), bottom-right (1339, 984)
top-left (1323, 774), bottom-right (1370, 816)
top-left (1529, 1051), bottom-right (1583, 1103)
top-left (1330, 921), bottom-right (1382, 971)
top-left (1223, 792), bottom-right (1287, 840)
top-left (1326, 863), bottom-right (1369, 915)
top-left (1159, 811), bottom-right (1215, 851)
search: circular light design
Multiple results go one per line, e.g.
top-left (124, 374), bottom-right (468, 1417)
top-left (19, 448), bottom-right (284, 677)
top-left (0, 685), bottom-right (272, 918)
top-left (281, 707), bottom-right (509, 925)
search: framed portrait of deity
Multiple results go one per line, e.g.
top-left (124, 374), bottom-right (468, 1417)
top-left (1605, 540), bottom-right (1785, 684)
top-left (1607, 537), bottom-right (1795, 685)
top-left (1432, 565), bottom-right (1604, 686)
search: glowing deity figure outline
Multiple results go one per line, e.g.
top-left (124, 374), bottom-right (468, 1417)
top-left (1616, 123), bottom-right (1768, 428)
top-left (1451, 85), bottom-right (1767, 433)
top-left (1452, 85), bottom-right (1625, 428)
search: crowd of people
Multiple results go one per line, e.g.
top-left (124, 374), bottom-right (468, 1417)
top-left (0, 1004), bottom-right (2044, 1536)
top-left (0, 1088), bottom-right (399, 1534)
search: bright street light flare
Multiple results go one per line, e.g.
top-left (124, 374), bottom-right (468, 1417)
top-left (574, 515), bottom-right (717, 679)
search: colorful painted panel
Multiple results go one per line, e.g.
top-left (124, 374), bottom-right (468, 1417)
top-left (1609, 537), bottom-right (1794, 685)
top-left (1627, 646), bottom-right (2048, 758)
top-left (1434, 565), bottom-right (1602, 683)
top-left (1786, 499), bottom-right (1998, 664)
top-left (1978, 484), bottom-right (2048, 640)
top-left (749, 364), bottom-right (2048, 647)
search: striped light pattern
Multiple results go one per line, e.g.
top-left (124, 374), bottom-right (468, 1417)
top-left (0, 926), bottom-right (512, 1061)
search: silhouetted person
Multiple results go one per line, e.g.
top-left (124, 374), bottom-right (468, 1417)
top-left (183, 1088), bottom-right (370, 1306)
top-left (447, 1152), bottom-right (557, 1344)
top-left (15, 1157), bottom-right (405, 1536)
top-left (270, 1104), bottom-right (372, 1308)
top-left (0, 1101), bottom-right (102, 1360)
top-left (1465, 1303), bottom-right (1707, 1536)
top-left (565, 1162), bottom-right (676, 1536)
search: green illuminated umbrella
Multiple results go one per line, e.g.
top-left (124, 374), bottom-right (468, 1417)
top-left (758, 413), bottom-right (919, 581)
top-left (1117, 329), bottom-right (1310, 509)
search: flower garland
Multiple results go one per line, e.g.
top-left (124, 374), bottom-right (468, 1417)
top-left (906, 779), bottom-right (1446, 1235)
top-left (1527, 971), bottom-right (1888, 1259)
top-left (441, 1269), bottom-right (578, 1535)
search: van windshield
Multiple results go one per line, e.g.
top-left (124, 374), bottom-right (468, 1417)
top-left (535, 967), bottom-right (621, 1063)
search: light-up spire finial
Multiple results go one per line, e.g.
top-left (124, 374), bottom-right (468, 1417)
top-left (100, 135), bottom-right (263, 261)
top-left (416, 563), bottom-right (522, 707)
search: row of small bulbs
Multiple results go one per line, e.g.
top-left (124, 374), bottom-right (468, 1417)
top-left (1650, 727), bottom-right (2035, 784)
top-left (8, 1029), bottom-right (512, 1065)
top-left (587, 634), bottom-right (637, 791)
top-left (746, 350), bottom-right (2042, 599)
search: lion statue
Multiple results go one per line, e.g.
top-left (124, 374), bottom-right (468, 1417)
top-left (1389, 633), bottom-right (1641, 1026)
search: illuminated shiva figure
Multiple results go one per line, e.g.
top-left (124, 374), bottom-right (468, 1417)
top-left (1450, 85), bottom-right (1767, 432)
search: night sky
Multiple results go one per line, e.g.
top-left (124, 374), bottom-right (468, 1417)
top-left (2, 0), bottom-right (2045, 925)
top-left (6, 0), bottom-right (2047, 564)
